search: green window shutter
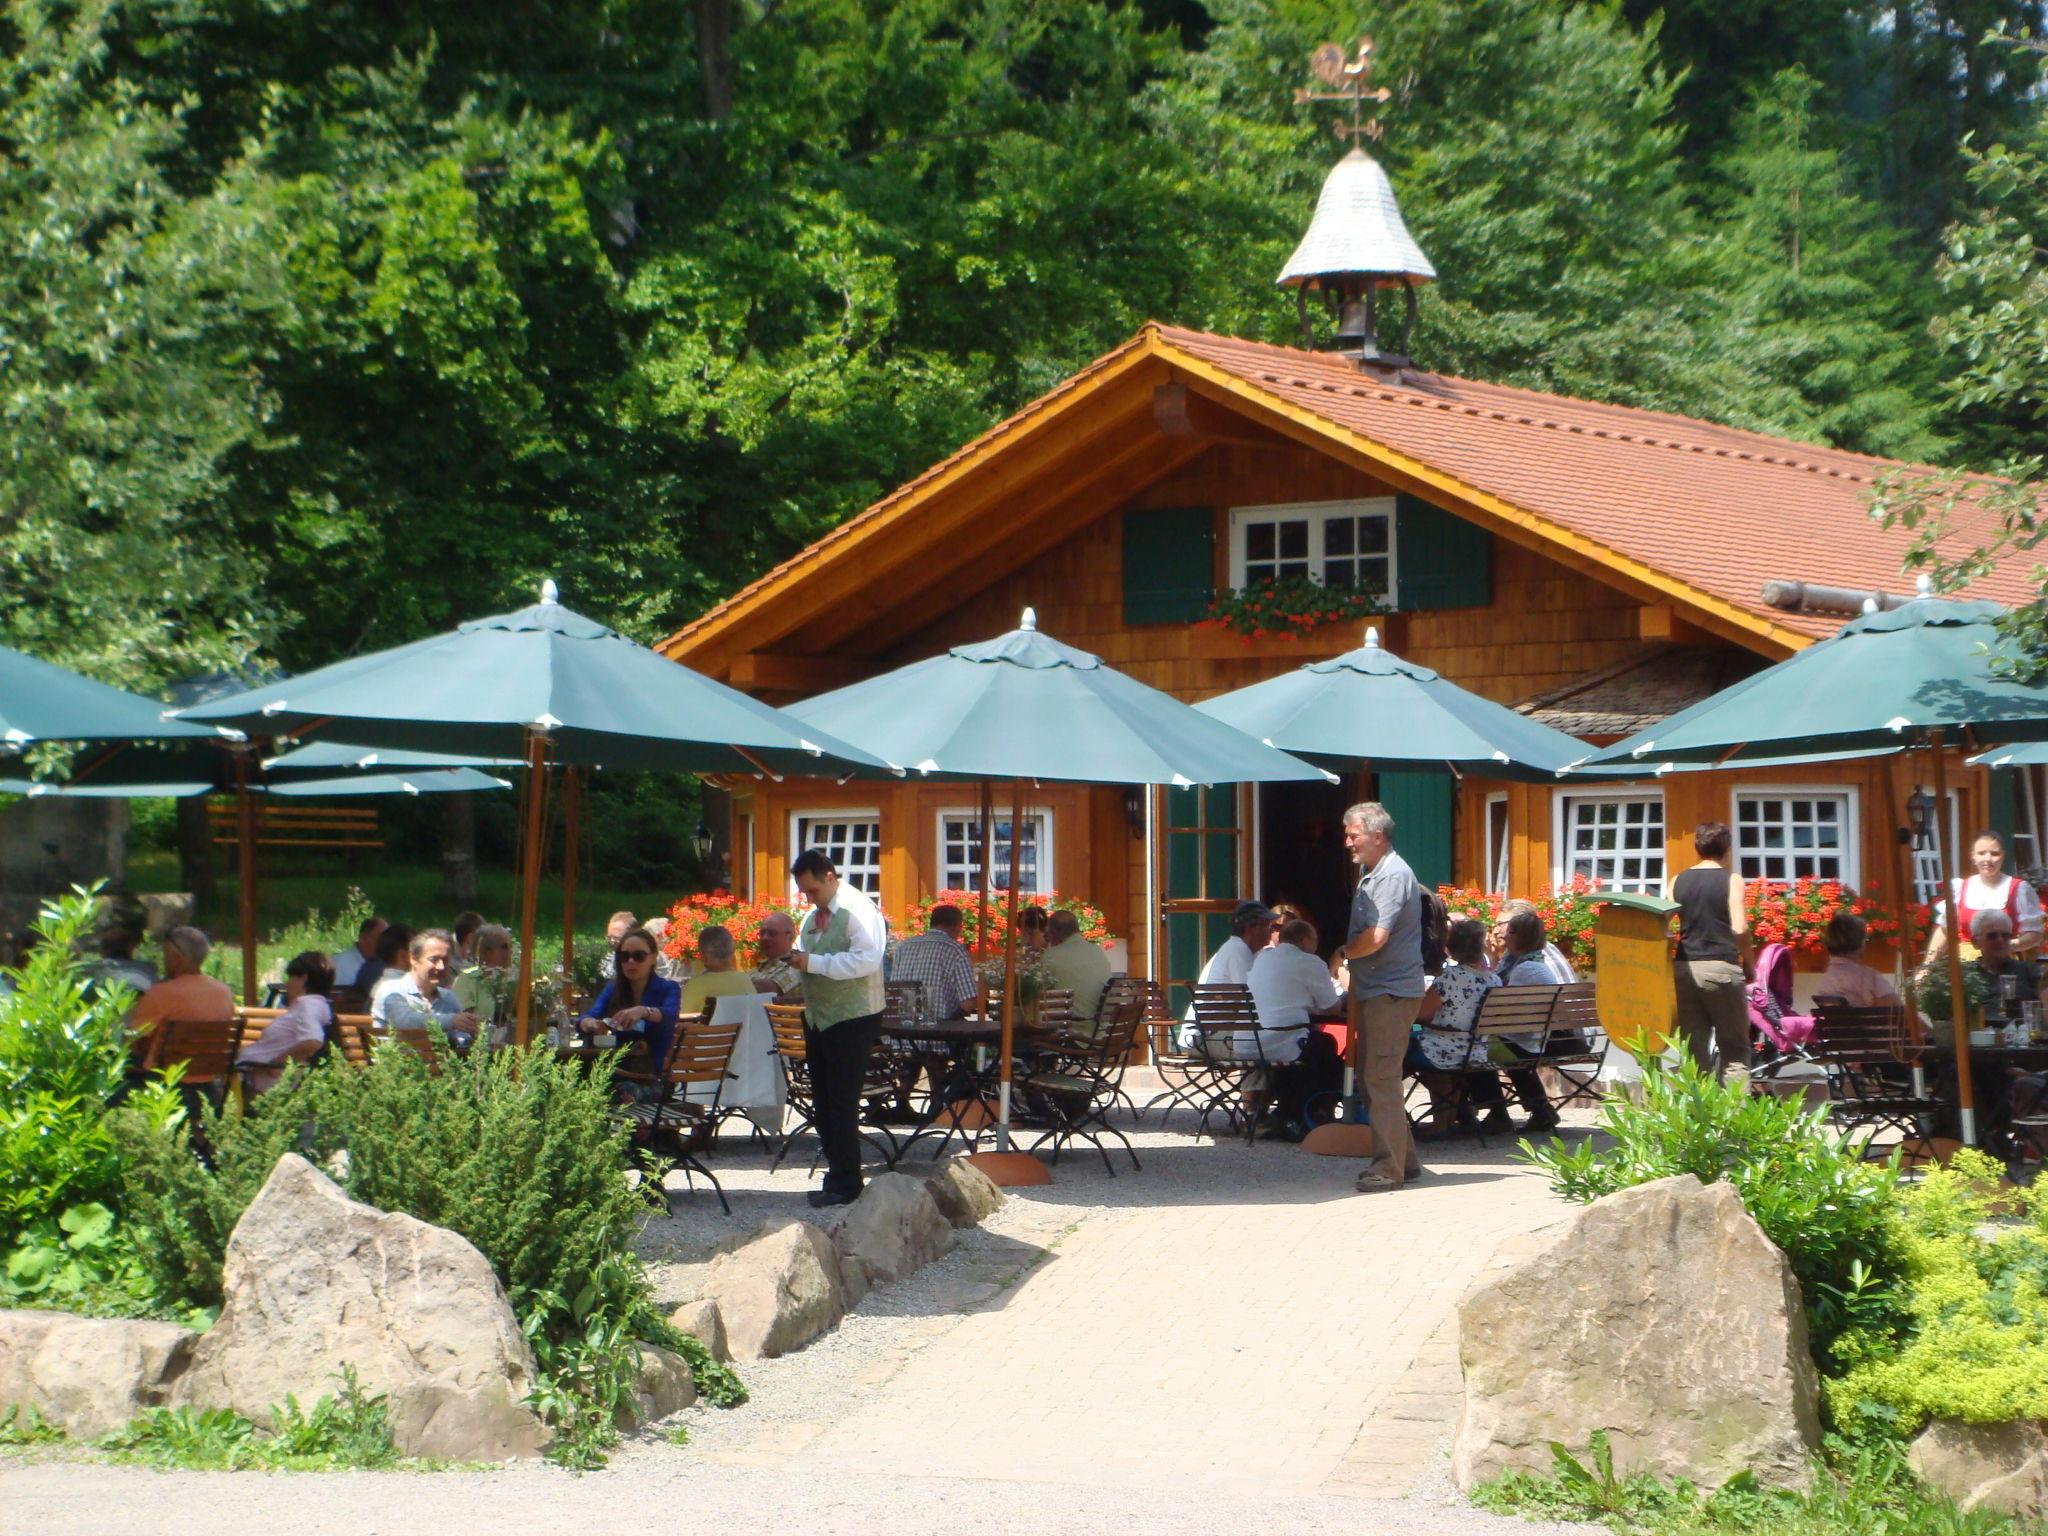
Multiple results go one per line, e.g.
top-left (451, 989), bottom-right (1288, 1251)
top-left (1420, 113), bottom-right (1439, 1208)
top-left (1394, 492), bottom-right (1491, 611)
top-left (1122, 506), bottom-right (1214, 626)
top-left (1374, 768), bottom-right (1454, 892)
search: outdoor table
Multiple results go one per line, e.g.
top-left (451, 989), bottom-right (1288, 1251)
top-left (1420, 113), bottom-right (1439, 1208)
top-left (885, 1015), bottom-right (1002, 1161)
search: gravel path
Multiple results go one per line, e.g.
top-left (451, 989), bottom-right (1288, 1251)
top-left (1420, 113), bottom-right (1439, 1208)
top-left (1, 1085), bottom-right (1602, 1536)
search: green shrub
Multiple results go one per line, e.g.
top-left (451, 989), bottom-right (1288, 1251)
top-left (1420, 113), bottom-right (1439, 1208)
top-left (1518, 1059), bottom-right (1907, 1365)
top-left (99, 1366), bottom-right (404, 1471)
top-left (115, 1035), bottom-right (734, 1466)
top-left (1829, 1149), bottom-right (2048, 1434)
top-left (0, 888), bottom-right (183, 1315)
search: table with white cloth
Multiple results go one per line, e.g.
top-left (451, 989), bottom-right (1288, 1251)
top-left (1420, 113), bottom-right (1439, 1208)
top-left (693, 992), bottom-right (787, 1131)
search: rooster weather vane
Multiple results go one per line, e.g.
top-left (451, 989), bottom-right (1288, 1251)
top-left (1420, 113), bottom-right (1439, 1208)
top-left (1294, 37), bottom-right (1392, 147)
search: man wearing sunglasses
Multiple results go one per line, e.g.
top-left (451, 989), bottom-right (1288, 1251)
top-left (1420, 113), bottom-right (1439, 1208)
top-left (787, 848), bottom-right (887, 1208)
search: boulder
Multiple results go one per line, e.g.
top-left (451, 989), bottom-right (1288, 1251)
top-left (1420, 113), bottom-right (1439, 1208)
top-left (825, 1172), bottom-right (954, 1292)
top-left (619, 1344), bottom-right (697, 1430)
top-left (0, 1310), bottom-right (197, 1439)
top-left (175, 1154), bottom-right (548, 1461)
top-left (666, 1299), bottom-right (730, 1363)
top-left (1453, 1174), bottom-right (1821, 1493)
top-left (1910, 1420), bottom-right (2048, 1519)
top-left (701, 1221), bottom-right (845, 1361)
top-left (925, 1158), bottom-right (1006, 1228)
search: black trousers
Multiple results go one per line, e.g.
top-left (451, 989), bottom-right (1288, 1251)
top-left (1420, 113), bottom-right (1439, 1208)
top-left (1467, 1041), bottom-right (1552, 1117)
top-left (804, 1012), bottom-right (884, 1197)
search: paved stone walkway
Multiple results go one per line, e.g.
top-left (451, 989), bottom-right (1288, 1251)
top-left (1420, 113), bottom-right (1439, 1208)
top-left (0, 1089), bottom-right (1595, 1535)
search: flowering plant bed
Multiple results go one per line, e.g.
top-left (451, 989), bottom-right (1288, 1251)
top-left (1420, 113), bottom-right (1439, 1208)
top-left (1745, 877), bottom-right (1930, 956)
top-left (1438, 875), bottom-right (1605, 971)
top-left (901, 889), bottom-right (1111, 958)
top-left (660, 890), bottom-right (791, 967)
top-left (1196, 576), bottom-right (1385, 639)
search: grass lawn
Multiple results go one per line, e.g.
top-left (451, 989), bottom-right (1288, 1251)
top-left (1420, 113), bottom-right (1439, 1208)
top-left (126, 850), bottom-right (688, 982)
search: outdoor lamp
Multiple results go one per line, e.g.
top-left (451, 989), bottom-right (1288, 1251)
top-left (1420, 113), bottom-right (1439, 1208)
top-left (1905, 785), bottom-right (1935, 851)
top-left (691, 819), bottom-right (714, 864)
top-left (1122, 786), bottom-right (1146, 839)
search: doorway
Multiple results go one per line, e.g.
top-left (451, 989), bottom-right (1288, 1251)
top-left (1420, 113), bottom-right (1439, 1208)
top-left (1256, 778), bottom-right (1354, 957)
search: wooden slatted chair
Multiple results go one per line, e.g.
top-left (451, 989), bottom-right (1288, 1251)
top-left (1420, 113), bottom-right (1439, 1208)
top-left (1140, 982), bottom-right (1211, 1129)
top-left (1809, 1001), bottom-right (1938, 1157)
top-left (626, 1009), bottom-right (744, 1215)
top-left (141, 1016), bottom-right (240, 1119)
top-left (1185, 983), bottom-right (1268, 1143)
top-left (766, 1000), bottom-right (902, 1173)
top-left (329, 1014), bottom-right (374, 1067)
top-left (1536, 982), bottom-right (1604, 1108)
top-left (1433, 985), bottom-right (1563, 1145)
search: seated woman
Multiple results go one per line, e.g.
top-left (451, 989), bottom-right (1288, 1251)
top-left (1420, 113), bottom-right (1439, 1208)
top-left (1814, 912), bottom-right (1898, 1008)
top-left (1471, 908), bottom-right (1562, 1134)
top-left (579, 926), bottom-right (683, 1079)
top-left (360, 923), bottom-right (416, 1012)
top-left (239, 951), bottom-right (335, 1094)
top-left (678, 924), bottom-right (759, 1016)
top-left (1408, 919), bottom-right (1498, 1136)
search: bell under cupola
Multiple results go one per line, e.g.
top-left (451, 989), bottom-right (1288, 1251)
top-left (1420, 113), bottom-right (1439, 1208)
top-left (1277, 38), bottom-right (1434, 369)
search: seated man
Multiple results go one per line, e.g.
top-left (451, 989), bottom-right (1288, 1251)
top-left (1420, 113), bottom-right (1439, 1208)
top-left (1968, 908), bottom-right (2044, 1030)
top-left (751, 911), bottom-right (804, 999)
top-left (131, 926), bottom-right (235, 1035)
top-left (372, 928), bottom-right (479, 1035)
top-left (1244, 918), bottom-right (1345, 1136)
top-left (1816, 912), bottom-right (1898, 1008)
top-left (677, 924), bottom-right (758, 1017)
top-left (329, 915), bottom-right (388, 992)
top-left (1040, 908), bottom-right (1114, 1031)
top-left (888, 904), bottom-right (979, 1020)
top-left (1181, 899), bottom-right (1273, 1046)
top-left (84, 912), bottom-right (157, 1004)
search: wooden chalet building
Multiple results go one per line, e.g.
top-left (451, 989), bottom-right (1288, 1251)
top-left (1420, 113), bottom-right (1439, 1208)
top-left (659, 147), bottom-right (2033, 997)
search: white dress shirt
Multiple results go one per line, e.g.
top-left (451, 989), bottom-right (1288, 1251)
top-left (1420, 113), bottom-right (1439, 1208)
top-left (1244, 943), bottom-right (1341, 1062)
top-left (795, 880), bottom-right (888, 980)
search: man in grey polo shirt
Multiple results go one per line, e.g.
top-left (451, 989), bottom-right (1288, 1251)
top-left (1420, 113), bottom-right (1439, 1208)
top-left (1340, 801), bottom-right (1425, 1193)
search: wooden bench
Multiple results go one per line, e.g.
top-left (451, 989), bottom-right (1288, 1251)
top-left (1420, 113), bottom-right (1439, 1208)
top-left (1419, 981), bottom-right (1602, 1140)
top-left (231, 1005), bottom-right (375, 1070)
top-left (208, 800), bottom-right (382, 850)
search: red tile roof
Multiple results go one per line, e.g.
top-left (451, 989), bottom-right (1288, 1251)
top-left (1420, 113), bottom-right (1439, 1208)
top-left (1156, 325), bottom-right (2030, 641)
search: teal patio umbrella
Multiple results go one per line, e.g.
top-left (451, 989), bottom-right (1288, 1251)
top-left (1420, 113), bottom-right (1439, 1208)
top-left (1192, 626), bottom-right (1591, 778)
top-left (1577, 598), bottom-right (2048, 1144)
top-left (791, 609), bottom-right (1329, 1165)
top-left (177, 582), bottom-right (893, 1039)
top-left (0, 645), bottom-right (225, 751)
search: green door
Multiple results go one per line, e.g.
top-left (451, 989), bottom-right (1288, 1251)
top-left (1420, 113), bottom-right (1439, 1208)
top-left (1374, 768), bottom-right (1453, 892)
top-left (1160, 784), bottom-right (1241, 1015)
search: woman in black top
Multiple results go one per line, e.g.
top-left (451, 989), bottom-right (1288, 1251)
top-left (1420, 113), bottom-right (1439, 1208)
top-left (1669, 820), bottom-right (1753, 1081)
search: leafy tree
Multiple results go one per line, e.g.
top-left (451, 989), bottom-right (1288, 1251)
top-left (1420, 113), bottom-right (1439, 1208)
top-left (1706, 67), bottom-right (1944, 462)
top-left (0, 0), bottom-right (276, 691)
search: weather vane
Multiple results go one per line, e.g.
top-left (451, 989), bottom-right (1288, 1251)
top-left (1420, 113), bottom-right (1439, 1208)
top-left (1294, 37), bottom-right (1391, 147)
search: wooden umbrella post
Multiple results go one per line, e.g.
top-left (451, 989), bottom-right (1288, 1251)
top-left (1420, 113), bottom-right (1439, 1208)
top-left (233, 748), bottom-right (259, 1005)
top-left (997, 778), bottom-right (1025, 1153)
top-left (513, 731), bottom-right (548, 1047)
top-left (1931, 736), bottom-right (1977, 1144)
top-left (560, 767), bottom-right (580, 1005)
top-left (975, 778), bottom-right (994, 966)
top-left (1885, 753), bottom-right (1924, 977)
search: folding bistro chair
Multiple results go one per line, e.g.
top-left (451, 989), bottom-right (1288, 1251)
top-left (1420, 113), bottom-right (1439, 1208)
top-left (1184, 983), bottom-right (1268, 1142)
top-left (626, 1008), bottom-right (744, 1215)
top-left (1538, 982), bottom-right (1605, 1110)
top-left (1022, 996), bottom-right (1145, 1174)
top-left (1809, 1001), bottom-right (1939, 1158)
top-left (766, 1001), bottom-right (902, 1173)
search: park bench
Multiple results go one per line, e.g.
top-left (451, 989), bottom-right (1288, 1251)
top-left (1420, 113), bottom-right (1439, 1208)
top-left (208, 801), bottom-right (382, 851)
top-left (1415, 981), bottom-right (1602, 1142)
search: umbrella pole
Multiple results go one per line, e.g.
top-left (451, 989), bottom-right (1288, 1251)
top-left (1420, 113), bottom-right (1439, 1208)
top-left (514, 733), bottom-right (547, 1047)
top-left (997, 779), bottom-right (1024, 1153)
top-left (976, 779), bottom-right (994, 963)
top-left (1931, 738), bottom-right (1976, 1145)
top-left (234, 750), bottom-right (259, 1005)
top-left (561, 767), bottom-right (580, 1001)
top-left (1884, 753), bottom-right (1923, 976)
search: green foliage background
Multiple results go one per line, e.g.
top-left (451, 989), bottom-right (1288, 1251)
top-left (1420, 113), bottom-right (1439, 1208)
top-left (4, 0), bottom-right (2043, 697)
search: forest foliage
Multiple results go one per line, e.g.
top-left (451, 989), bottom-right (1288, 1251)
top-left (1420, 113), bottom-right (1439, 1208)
top-left (3, 0), bottom-right (2045, 690)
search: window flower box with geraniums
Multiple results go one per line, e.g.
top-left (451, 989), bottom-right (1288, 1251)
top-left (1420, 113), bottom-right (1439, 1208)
top-left (900, 889), bottom-right (1112, 961)
top-left (660, 891), bottom-right (792, 970)
top-left (1197, 576), bottom-right (1386, 641)
top-left (1437, 876), bottom-right (1605, 972)
top-left (1744, 878), bottom-right (1931, 960)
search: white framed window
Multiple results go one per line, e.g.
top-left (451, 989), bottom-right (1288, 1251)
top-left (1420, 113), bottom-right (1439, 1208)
top-left (1908, 788), bottom-right (1961, 907)
top-left (1485, 792), bottom-right (1511, 893)
top-left (790, 811), bottom-right (881, 896)
top-left (937, 810), bottom-right (1051, 893)
top-left (1227, 498), bottom-right (1397, 597)
top-left (1733, 789), bottom-right (1857, 886)
top-left (1557, 792), bottom-right (1665, 893)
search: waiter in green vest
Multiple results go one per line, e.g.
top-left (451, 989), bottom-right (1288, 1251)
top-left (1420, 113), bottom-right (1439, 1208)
top-left (786, 848), bottom-right (889, 1208)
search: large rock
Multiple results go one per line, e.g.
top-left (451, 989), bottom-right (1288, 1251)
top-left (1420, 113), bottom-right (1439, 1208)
top-left (1910, 1420), bottom-right (2048, 1519)
top-left (1453, 1174), bottom-right (1821, 1493)
top-left (666, 1299), bottom-right (730, 1363)
top-left (619, 1344), bottom-right (697, 1430)
top-left (0, 1310), bottom-right (197, 1438)
top-left (176, 1154), bottom-right (548, 1460)
top-left (825, 1172), bottom-right (954, 1293)
top-left (701, 1221), bottom-right (845, 1361)
top-left (925, 1158), bottom-right (1006, 1228)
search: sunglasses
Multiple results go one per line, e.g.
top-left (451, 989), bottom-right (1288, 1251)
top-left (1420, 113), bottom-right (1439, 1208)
top-left (619, 949), bottom-right (654, 963)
